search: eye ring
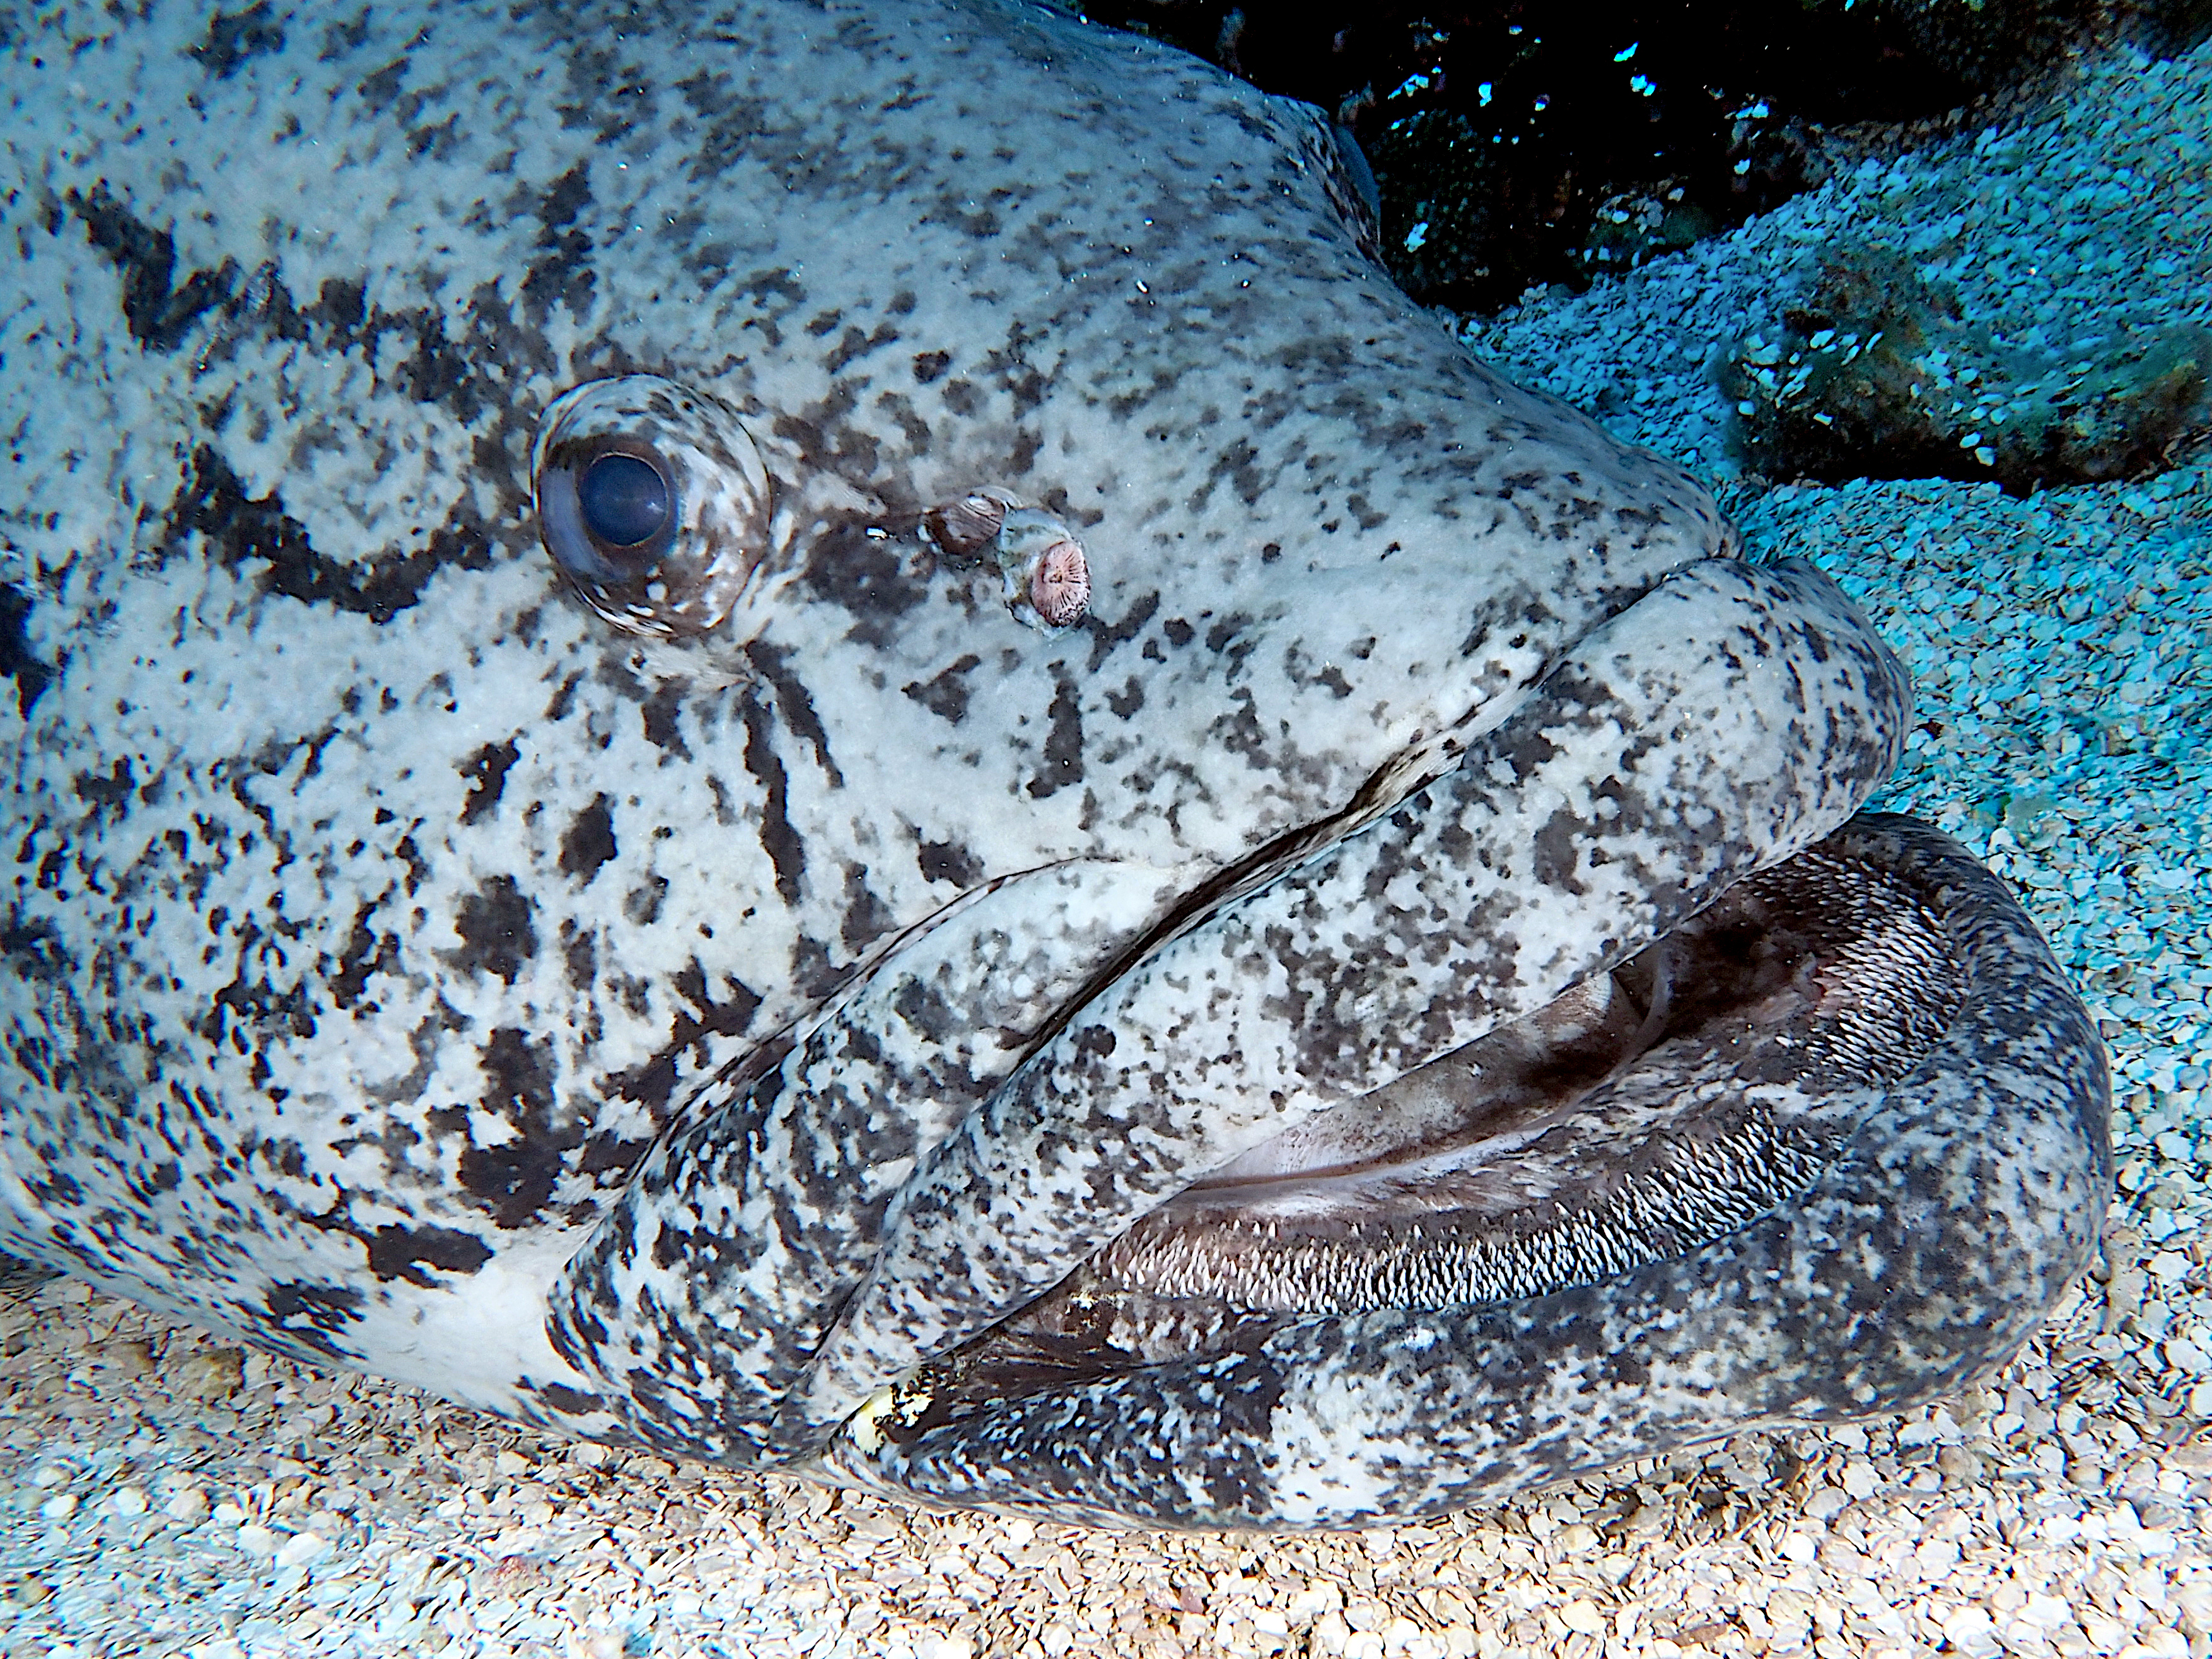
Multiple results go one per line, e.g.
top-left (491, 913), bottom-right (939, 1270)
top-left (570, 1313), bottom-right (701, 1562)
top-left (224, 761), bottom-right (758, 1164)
top-left (531, 376), bottom-right (774, 637)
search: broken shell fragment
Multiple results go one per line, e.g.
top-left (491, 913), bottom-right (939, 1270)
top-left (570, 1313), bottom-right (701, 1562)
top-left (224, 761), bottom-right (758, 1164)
top-left (994, 508), bottom-right (1093, 632)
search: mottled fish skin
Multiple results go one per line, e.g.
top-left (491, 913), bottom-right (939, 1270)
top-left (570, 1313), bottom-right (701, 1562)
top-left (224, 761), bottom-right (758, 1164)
top-left (822, 817), bottom-right (2112, 1527)
top-left (0, 0), bottom-right (2106, 1527)
top-left (772, 559), bottom-right (1911, 1448)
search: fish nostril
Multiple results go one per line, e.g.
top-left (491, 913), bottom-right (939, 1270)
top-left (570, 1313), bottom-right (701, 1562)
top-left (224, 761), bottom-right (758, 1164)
top-left (923, 489), bottom-right (1093, 633)
top-left (923, 491), bottom-right (1012, 559)
top-left (1027, 534), bottom-right (1091, 629)
top-left (578, 451), bottom-right (672, 549)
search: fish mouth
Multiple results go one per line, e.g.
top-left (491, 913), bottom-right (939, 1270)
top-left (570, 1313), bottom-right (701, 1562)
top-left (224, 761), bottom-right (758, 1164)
top-left (863, 823), bottom-right (1975, 1429)
top-left (550, 561), bottom-right (2104, 1527)
top-left (811, 810), bottom-right (2109, 1530)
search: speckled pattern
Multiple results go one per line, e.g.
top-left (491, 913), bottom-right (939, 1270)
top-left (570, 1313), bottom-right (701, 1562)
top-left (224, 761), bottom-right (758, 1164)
top-left (824, 817), bottom-right (2112, 1526)
top-left (0, 0), bottom-right (2107, 1527)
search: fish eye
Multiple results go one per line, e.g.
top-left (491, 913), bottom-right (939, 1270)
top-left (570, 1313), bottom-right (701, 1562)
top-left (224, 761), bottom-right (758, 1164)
top-left (538, 437), bottom-right (680, 582)
top-left (531, 376), bottom-right (773, 637)
top-left (579, 451), bottom-right (673, 549)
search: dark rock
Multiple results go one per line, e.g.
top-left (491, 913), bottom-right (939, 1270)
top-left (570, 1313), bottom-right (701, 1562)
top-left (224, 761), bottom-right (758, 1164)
top-left (1721, 239), bottom-right (2212, 494)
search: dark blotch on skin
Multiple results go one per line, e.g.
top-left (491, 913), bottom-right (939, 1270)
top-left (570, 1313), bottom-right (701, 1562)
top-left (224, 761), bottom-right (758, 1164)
top-left (166, 446), bottom-right (485, 622)
top-left (317, 9), bottom-right (371, 61)
top-left (387, 297), bottom-right (499, 422)
top-left (672, 960), bottom-right (762, 1047)
top-left (520, 163), bottom-right (597, 322)
top-left (262, 1279), bottom-right (364, 1358)
top-left (69, 184), bottom-right (238, 352)
top-left (559, 795), bottom-right (619, 884)
top-left (626, 876), bottom-right (668, 928)
top-left (306, 275), bottom-right (367, 338)
top-left (742, 696), bottom-right (805, 905)
top-left (365, 1223), bottom-right (493, 1286)
top-left (1085, 589), bottom-right (1161, 674)
top-left (917, 835), bottom-right (984, 888)
top-left (562, 923), bottom-right (597, 991)
top-left (202, 932), bottom-right (318, 1052)
top-left (826, 323), bottom-right (900, 374)
top-left (192, 1), bottom-right (286, 78)
top-left (354, 57), bottom-right (410, 117)
top-left (458, 1027), bottom-right (573, 1228)
top-left (72, 757), bottom-right (136, 822)
top-left (0, 587), bottom-right (53, 718)
top-left (803, 523), bottom-right (930, 645)
top-left (609, 963), bottom-right (765, 1126)
top-left (534, 1380), bottom-right (604, 1416)
top-left (458, 738), bottom-right (519, 825)
top-left (841, 864), bottom-right (897, 955)
top-left (641, 682), bottom-right (691, 758)
top-left (904, 654), bottom-right (982, 725)
top-left (0, 911), bottom-right (75, 985)
top-left (330, 899), bottom-right (399, 1010)
top-left (894, 975), bottom-right (961, 1044)
top-left (1028, 675), bottom-right (1085, 799)
top-left (450, 875), bottom-right (537, 984)
top-left (746, 642), bottom-right (842, 788)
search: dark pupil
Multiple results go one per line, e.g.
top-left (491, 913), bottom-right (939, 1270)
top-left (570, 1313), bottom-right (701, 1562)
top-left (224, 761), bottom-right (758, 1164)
top-left (578, 452), bottom-right (672, 548)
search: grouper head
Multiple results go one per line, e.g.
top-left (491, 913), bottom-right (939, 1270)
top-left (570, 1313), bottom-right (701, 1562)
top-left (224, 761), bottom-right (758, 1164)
top-left (0, 0), bottom-right (2109, 1526)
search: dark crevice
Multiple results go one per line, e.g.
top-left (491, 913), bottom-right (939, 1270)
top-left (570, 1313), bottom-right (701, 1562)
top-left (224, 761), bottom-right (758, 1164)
top-left (1083, 1), bottom-right (2114, 311)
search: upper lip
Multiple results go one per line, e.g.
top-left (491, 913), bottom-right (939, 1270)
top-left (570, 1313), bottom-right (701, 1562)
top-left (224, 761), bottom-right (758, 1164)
top-left (765, 556), bottom-right (1910, 1446)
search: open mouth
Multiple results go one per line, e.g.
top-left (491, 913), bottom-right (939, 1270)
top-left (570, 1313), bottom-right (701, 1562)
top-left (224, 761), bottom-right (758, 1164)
top-left (864, 829), bottom-right (1972, 1438)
